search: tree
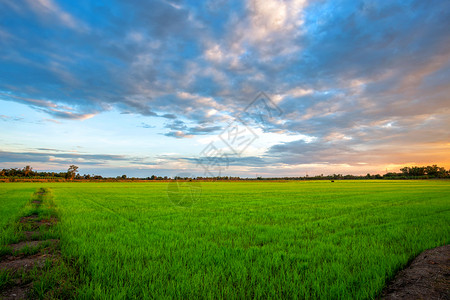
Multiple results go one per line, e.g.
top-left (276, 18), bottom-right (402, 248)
top-left (67, 165), bottom-right (79, 180)
top-left (400, 167), bottom-right (409, 175)
top-left (23, 165), bottom-right (33, 177)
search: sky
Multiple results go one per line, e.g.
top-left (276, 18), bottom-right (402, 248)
top-left (0, 0), bottom-right (449, 177)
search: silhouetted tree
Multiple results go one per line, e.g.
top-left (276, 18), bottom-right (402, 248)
top-left (23, 165), bottom-right (33, 177)
top-left (67, 165), bottom-right (79, 180)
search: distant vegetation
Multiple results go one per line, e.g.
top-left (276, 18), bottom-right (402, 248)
top-left (0, 165), bottom-right (449, 182)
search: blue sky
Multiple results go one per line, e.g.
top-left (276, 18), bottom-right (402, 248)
top-left (1, 0), bottom-right (449, 177)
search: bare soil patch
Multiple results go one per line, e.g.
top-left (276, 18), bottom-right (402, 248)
top-left (19, 215), bottom-right (38, 223)
top-left (0, 254), bottom-right (49, 273)
top-left (0, 282), bottom-right (32, 300)
top-left (36, 217), bottom-right (58, 227)
top-left (19, 215), bottom-right (58, 230)
top-left (7, 239), bottom-right (59, 252)
top-left (21, 231), bottom-right (40, 240)
top-left (381, 244), bottom-right (449, 299)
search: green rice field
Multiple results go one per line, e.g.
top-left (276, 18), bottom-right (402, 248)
top-left (1, 180), bottom-right (449, 299)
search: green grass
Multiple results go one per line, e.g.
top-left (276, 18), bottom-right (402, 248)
top-left (0, 185), bottom-right (35, 228)
top-left (0, 186), bottom-right (78, 298)
top-left (1, 180), bottom-right (449, 299)
top-left (0, 187), bottom-right (58, 246)
top-left (0, 269), bottom-right (13, 290)
top-left (0, 185), bottom-right (35, 247)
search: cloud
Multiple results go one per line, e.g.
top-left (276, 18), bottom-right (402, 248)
top-left (268, 112), bottom-right (450, 167)
top-left (25, 0), bottom-right (88, 32)
top-left (164, 131), bottom-right (192, 139)
top-left (139, 122), bottom-right (156, 129)
top-left (0, 150), bottom-right (129, 164)
top-left (247, 0), bottom-right (307, 42)
top-left (0, 114), bottom-right (24, 122)
top-left (0, 0), bottom-right (449, 173)
top-left (163, 120), bottom-right (222, 138)
top-left (41, 109), bottom-right (96, 120)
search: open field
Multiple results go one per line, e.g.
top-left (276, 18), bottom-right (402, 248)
top-left (1, 180), bottom-right (449, 299)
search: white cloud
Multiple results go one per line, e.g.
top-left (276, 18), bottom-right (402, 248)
top-left (272, 87), bottom-right (313, 104)
top-left (248, 0), bottom-right (304, 41)
top-left (25, 0), bottom-right (88, 32)
top-left (177, 91), bottom-right (227, 111)
top-left (203, 0), bottom-right (308, 66)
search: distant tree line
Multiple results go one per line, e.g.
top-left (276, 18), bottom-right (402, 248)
top-left (0, 165), bottom-right (91, 181)
top-left (253, 165), bottom-right (450, 180)
top-left (398, 165), bottom-right (448, 178)
top-left (0, 164), bottom-right (449, 181)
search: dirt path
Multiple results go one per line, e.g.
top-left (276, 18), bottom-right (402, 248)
top-left (381, 244), bottom-right (449, 299)
top-left (0, 188), bottom-right (73, 299)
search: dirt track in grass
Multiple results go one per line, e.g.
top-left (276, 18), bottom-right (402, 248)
top-left (0, 189), bottom-right (62, 300)
top-left (381, 244), bottom-right (449, 299)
